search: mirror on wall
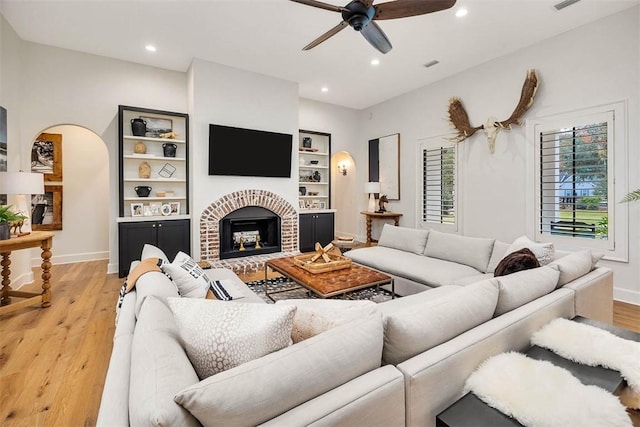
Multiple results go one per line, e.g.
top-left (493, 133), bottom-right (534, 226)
top-left (368, 133), bottom-right (400, 200)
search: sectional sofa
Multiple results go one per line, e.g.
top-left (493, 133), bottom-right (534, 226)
top-left (98, 225), bottom-right (612, 427)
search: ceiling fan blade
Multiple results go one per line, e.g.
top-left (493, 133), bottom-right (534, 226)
top-left (374, 0), bottom-right (456, 20)
top-left (360, 21), bottom-right (392, 54)
top-left (302, 21), bottom-right (349, 50)
top-left (289, 0), bottom-right (346, 13)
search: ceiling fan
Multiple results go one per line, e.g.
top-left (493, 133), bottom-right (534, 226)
top-left (290, 0), bottom-right (457, 54)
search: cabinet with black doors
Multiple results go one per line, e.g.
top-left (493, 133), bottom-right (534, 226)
top-left (299, 212), bottom-right (334, 253)
top-left (118, 219), bottom-right (190, 277)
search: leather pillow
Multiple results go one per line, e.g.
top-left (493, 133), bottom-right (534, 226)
top-left (494, 248), bottom-right (540, 277)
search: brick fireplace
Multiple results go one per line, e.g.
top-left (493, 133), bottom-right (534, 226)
top-left (200, 189), bottom-right (299, 274)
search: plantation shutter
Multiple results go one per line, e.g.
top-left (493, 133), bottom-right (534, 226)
top-left (537, 114), bottom-right (611, 242)
top-left (422, 145), bottom-right (456, 224)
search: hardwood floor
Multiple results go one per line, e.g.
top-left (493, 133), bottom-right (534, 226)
top-left (0, 260), bottom-right (638, 426)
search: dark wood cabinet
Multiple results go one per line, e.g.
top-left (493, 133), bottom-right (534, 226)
top-left (118, 219), bottom-right (190, 277)
top-left (299, 212), bottom-right (334, 252)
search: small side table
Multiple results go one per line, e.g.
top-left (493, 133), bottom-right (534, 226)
top-left (0, 231), bottom-right (55, 314)
top-left (360, 211), bottom-right (402, 245)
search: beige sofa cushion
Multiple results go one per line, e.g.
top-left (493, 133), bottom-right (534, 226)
top-left (548, 250), bottom-right (595, 288)
top-left (486, 241), bottom-right (510, 273)
top-left (493, 266), bottom-right (560, 316)
top-left (174, 312), bottom-right (383, 427)
top-left (378, 224), bottom-right (429, 255)
top-left (129, 296), bottom-right (200, 427)
top-left (424, 230), bottom-right (495, 272)
top-left (380, 280), bottom-right (499, 365)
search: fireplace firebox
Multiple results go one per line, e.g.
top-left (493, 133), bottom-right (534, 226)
top-left (219, 206), bottom-right (281, 260)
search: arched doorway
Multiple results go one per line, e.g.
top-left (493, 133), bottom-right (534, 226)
top-left (29, 125), bottom-right (109, 265)
top-left (331, 151), bottom-right (358, 239)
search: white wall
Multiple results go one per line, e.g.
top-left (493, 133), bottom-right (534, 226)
top-left (187, 59), bottom-right (299, 261)
top-left (355, 8), bottom-right (639, 303)
top-left (299, 98), bottom-right (361, 238)
top-left (1, 16), bottom-right (187, 279)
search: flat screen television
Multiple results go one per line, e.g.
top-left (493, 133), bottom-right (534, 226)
top-left (208, 124), bottom-right (292, 178)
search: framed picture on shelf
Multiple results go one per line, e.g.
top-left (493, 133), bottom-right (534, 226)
top-left (299, 200), bottom-right (306, 209)
top-left (131, 202), bottom-right (144, 217)
top-left (169, 201), bottom-right (180, 215)
top-left (319, 201), bottom-right (326, 209)
top-left (149, 202), bottom-right (162, 216)
top-left (31, 185), bottom-right (63, 230)
top-left (141, 116), bottom-right (172, 137)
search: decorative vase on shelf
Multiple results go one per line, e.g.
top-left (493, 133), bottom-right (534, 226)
top-left (135, 186), bottom-right (152, 197)
top-left (134, 141), bottom-right (147, 154)
top-left (162, 143), bottom-right (177, 157)
top-left (131, 118), bottom-right (147, 137)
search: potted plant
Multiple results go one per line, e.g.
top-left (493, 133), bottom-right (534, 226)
top-left (0, 205), bottom-right (27, 240)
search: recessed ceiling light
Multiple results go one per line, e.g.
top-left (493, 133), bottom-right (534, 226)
top-left (145, 45), bottom-right (157, 52)
top-left (371, 58), bottom-right (380, 66)
top-left (321, 87), bottom-right (329, 92)
top-left (455, 8), bottom-right (468, 17)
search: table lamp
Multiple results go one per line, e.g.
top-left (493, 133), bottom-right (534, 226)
top-left (365, 182), bottom-right (380, 212)
top-left (0, 171), bottom-right (45, 235)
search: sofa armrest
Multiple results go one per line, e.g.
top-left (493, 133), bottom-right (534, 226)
top-left (260, 365), bottom-right (405, 427)
top-left (562, 266), bottom-right (613, 324)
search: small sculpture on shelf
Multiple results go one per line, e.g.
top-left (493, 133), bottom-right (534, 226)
top-left (376, 194), bottom-right (388, 213)
top-left (133, 141), bottom-right (147, 154)
top-left (138, 161), bottom-right (151, 178)
top-left (159, 132), bottom-right (178, 139)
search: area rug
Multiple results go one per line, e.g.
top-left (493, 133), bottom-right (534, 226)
top-left (464, 352), bottom-right (632, 427)
top-left (245, 276), bottom-right (395, 304)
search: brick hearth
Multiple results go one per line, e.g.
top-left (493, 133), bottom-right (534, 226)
top-left (200, 189), bottom-right (299, 274)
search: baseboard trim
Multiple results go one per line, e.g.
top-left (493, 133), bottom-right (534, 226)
top-left (31, 251), bottom-right (109, 267)
top-left (10, 271), bottom-right (35, 291)
top-left (614, 288), bottom-right (640, 306)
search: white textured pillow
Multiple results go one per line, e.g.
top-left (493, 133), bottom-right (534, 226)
top-left (506, 235), bottom-right (555, 266)
top-left (141, 243), bottom-right (169, 263)
top-left (162, 251), bottom-right (211, 298)
top-left (167, 298), bottom-right (296, 379)
top-left (276, 299), bottom-right (378, 343)
top-left (493, 266), bottom-right (560, 316)
top-left (377, 224), bottom-right (429, 255)
top-left (548, 250), bottom-right (594, 288)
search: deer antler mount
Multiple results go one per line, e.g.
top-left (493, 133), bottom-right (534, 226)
top-left (447, 69), bottom-right (539, 153)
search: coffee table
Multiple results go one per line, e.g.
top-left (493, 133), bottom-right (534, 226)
top-left (264, 255), bottom-right (394, 301)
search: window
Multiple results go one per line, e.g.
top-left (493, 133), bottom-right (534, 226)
top-left (420, 143), bottom-right (457, 229)
top-left (538, 117), bottom-right (610, 241)
top-left (530, 102), bottom-right (628, 260)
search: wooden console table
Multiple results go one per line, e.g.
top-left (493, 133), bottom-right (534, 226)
top-left (360, 211), bottom-right (402, 245)
top-left (0, 231), bottom-right (54, 314)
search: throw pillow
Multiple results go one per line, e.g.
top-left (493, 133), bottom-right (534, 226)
top-left (125, 257), bottom-right (162, 292)
top-left (167, 297), bottom-right (296, 379)
top-left (494, 248), bottom-right (540, 277)
top-left (161, 251), bottom-right (211, 298)
top-left (275, 299), bottom-right (378, 343)
top-left (424, 229), bottom-right (496, 272)
top-left (141, 243), bottom-right (169, 263)
top-left (548, 250), bottom-right (594, 288)
top-left (506, 235), bottom-right (554, 266)
top-left (493, 266), bottom-right (560, 316)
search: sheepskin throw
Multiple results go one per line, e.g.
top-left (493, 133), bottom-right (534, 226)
top-left (465, 352), bottom-right (632, 427)
top-left (531, 318), bottom-right (640, 393)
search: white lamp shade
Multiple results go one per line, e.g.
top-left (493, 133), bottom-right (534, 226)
top-left (0, 171), bottom-right (45, 195)
top-left (365, 182), bottom-right (380, 194)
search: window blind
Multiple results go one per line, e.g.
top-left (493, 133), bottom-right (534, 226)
top-left (422, 146), bottom-right (456, 224)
